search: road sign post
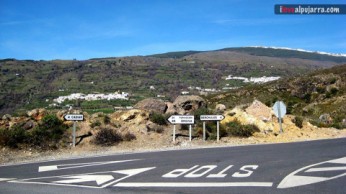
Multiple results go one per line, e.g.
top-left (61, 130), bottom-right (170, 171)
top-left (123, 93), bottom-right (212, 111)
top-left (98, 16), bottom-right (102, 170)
top-left (203, 122), bottom-right (206, 141)
top-left (200, 115), bottom-right (225, 142)
top-left (173, 125), bottom-right (176, 143)
top-left (64, 114), bottom-right (84, 147)
top-left (217, 121), bottom-right (220, 142)
top-left (72, 122), bottom-right (76, 147)
top-left (273, 101), bottom-right (286, 133)
top-left (168, 115), bottom-right (194, 142)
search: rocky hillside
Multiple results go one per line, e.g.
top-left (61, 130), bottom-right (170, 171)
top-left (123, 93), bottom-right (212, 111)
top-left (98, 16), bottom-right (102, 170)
top-left (1, 47), bottom-right (346, 115)
top-left (210, 64), bottom-right (346, 129)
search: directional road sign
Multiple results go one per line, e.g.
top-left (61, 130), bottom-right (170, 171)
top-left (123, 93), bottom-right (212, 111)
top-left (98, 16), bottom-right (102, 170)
top-left (200, 115), bottom-right (225, 121)
top-left (200, 115), bottom-right (225, 142)
top-left (168, 115), bottom-right (194, 125)
top-left (64, 114), bottom-right (84, 121)
top-left (272, 101), bottom-right (286, 133)
top-left (272, 101), bottom-right (286, 119)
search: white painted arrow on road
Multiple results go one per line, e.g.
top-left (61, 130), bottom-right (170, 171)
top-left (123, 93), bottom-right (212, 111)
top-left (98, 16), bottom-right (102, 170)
top-left (54, 175), bottom-right (114, 185)
top-left (278, 156), bottom-right (346, 188)
top-left (11, 167), bottom-right (156, 189)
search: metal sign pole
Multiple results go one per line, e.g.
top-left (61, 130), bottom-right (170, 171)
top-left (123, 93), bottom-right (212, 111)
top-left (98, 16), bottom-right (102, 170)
top-left (189, 125), bottom-right (192, 141)
top-left (173, 125), bottom-right (176, 143)
top-left (278, 102), bottom-right (283, 133)
top-left (203, 122), bottom-right (206, 141)
top-left (217, 121), bottom-right (220, 142)
top-left (73, 121), bottom-right (76, 147)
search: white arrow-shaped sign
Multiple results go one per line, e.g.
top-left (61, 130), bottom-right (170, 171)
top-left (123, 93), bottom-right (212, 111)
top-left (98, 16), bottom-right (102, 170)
top-left (54, 175), bottom-right (114, 185)
top-left (200, 115), bottom-right (225, 121)
top-left (168, 115), bottom-right (194, 124)
top-left (64, 114), bottom-right (84, 121)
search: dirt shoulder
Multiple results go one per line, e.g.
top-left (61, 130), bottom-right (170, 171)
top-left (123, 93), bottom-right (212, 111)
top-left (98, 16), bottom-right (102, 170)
top-left (1, 126), bottom-right (345, 166)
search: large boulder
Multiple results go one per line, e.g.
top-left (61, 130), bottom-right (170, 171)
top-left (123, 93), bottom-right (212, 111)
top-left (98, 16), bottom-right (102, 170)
top-left (319, 114), bottom-right (333, 124)
top-left (2, 114), bottom-right (12, 121)
top-left (215, 104), bottom-right (226, 113)
top-left (134, 98), bottom-right (167, 114)
top-left (172, 95), bottom-right (206, 115)
top-left (245, 100), bottom-right (272, 122)
top-left (27, 108), bottom-right (47, 121)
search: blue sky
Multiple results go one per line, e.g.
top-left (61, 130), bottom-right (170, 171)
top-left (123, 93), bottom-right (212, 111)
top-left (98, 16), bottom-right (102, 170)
top-left (0, 0), bottom-right (345, 60)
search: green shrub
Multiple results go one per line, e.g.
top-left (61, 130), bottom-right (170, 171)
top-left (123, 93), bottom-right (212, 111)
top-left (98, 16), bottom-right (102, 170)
top-left (193, 107), bottom-right (212, 121)
top-left (28, 114), bottom-right (68, 147)
top-left (225, 120), bottom-right (260, 137)
top-left (103, 115), bottom-right (111, 124)
top-left (149, 112), bottom-right (166, 125)
top-left (293, 116), bottom-right (304, 128)
top-left (92, 128), bottom-right (123, 146)
top-left (90, 120), bottom-right (102, 128)
top-left (0, 126), bottom-right (27, 148)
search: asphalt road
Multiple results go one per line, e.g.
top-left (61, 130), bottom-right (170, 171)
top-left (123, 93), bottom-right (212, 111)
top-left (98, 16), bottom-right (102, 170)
top-left (1, 138), bottom-right (346, 194)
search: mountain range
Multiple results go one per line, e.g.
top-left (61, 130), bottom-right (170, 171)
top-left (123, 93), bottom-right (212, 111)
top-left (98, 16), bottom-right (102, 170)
top-left (1, 47), bottom-right (346, 115)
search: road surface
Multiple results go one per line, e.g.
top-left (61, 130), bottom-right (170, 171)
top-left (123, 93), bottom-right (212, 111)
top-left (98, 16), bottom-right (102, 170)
top-left (1, 138), bottom-right (346, 194)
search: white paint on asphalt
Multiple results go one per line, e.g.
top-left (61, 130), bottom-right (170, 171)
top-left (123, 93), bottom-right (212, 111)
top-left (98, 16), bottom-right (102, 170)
top-left (306, 166), bottom-right (346, 172)
top-left (0, 178), bottom-right (16, 182)
top-left (207, 165), bottom-right (233, 178)
top-left (184, 165), bottom-right (217, 178)
top-left (38, 159), bottom-right (140, 172)
top-left (163, 165), bottom-right (259, 178)
top-left (232, 165), bottom-right (258, 178)
top-left (10, 167), bottom-right (156, 189)
top-left (114, 182), bottom-right (274, 187)
top-left (101, 167), bottom-right (156, 188)
top-left (54, 175), bottom-right (114, 185)
top-left (278, 156), bottom-right (346, 188)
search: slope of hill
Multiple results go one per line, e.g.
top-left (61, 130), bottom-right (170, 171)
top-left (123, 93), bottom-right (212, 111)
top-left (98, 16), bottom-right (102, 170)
top-left (148, 47), bottom-right (346, 63)
top-left (210, 64), bottom-right (346, 129)
top-left (1, 47), bottom-right (346, 115)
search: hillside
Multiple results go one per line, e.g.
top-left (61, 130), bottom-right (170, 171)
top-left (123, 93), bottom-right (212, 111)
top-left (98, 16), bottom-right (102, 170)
top-left (1, 47), bottom-right (346, 115)
top-left (210, 64), bottom-right (346, 129)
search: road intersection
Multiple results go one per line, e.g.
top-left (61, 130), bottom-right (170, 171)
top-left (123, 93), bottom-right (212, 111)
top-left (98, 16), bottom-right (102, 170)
top-left (1, 138), bottom-right (346, 193)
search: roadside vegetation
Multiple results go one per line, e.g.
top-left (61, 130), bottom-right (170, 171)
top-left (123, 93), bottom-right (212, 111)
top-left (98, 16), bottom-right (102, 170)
top-left (0, 114), bottom-right (68, 149)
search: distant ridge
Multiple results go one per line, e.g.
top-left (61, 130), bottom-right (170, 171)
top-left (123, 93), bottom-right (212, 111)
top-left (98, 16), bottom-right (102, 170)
top-left (147, 47), bottom-right (346, 63)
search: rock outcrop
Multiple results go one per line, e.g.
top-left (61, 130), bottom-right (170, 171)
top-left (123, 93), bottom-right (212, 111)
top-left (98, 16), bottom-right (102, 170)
top-left (172, 95), bottom-right (206, 115)
top-left (27, 108), bottom-right (47, 121)
top-left (245, 100), bottom-right (272, 122)
top-left (215, 104), bottom-right (226, 113)
top-left (134, 98), bottom-right (167, 114)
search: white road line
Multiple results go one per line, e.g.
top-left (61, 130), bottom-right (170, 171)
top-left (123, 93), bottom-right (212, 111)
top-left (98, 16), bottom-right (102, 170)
top-left (0, 178), bottom-right (16, 182)
top-left (306, 166), bottom-right (346, 172)
top-left (114, 182), bottom-right (273, 187)
top-left (38, 159), bottom-right (140, 172)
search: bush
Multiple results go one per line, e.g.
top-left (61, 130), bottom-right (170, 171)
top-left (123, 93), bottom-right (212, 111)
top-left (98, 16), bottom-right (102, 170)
top-left (0, 126), bottom-right (27, 148)
top-left (28, 114), bottom-right (68, 147)
top-left (293, 116), bottom-right (304, 128)
top-left (93, 128), bottom-right (123, 146)
top-left (225, 120), bottom-right (260, 137)
top-left (0, 114), bottom-right (68, 149)
top-left (90, 120), bottom-right (102, 128)
top-left (103, 115), bottom-right (111, 124)
top-left (149, 112), bottom-right (166, 125)
top-left (123, 132), bottom-right (136, 141)
top-left (193, 107), bottom-right (212, 121)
